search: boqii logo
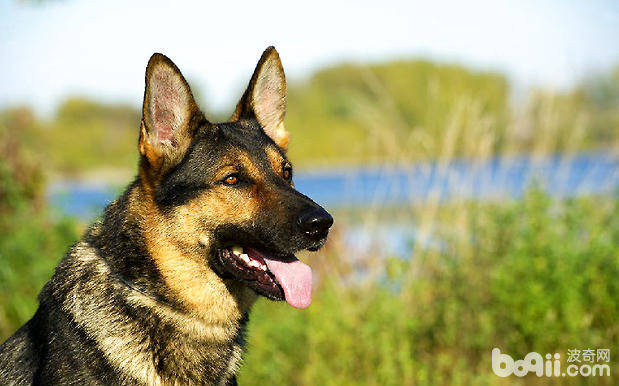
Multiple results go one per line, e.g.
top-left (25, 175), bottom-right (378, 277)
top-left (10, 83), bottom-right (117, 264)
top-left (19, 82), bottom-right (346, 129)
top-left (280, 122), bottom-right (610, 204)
top-left (492, 348), bottom-right (611, 377)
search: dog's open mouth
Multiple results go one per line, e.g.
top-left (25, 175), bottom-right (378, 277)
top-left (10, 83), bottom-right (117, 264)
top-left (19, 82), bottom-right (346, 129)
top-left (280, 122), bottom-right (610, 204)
top-left (215, 246), bottom-right (312, 308)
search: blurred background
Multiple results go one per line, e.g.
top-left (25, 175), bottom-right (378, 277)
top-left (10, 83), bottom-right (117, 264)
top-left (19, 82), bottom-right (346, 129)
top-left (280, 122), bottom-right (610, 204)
top-left (1, 0), bottom-right (618, 384)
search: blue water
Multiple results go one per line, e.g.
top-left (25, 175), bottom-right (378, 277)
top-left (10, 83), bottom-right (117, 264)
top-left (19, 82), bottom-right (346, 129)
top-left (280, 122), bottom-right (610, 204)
top-left (49, 152), bottom-right (618, 221)
top-left (294, 152), bottom-right (618, 208)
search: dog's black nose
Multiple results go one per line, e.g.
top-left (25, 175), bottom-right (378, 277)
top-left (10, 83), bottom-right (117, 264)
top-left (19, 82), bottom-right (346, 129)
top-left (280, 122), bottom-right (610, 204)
top-left (297, 207), bottom-right (333, 236)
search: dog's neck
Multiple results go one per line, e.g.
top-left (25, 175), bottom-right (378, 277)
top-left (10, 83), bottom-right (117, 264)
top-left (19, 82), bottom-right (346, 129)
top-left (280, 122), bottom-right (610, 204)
top-left (93, 180), bottom-right (258, 318)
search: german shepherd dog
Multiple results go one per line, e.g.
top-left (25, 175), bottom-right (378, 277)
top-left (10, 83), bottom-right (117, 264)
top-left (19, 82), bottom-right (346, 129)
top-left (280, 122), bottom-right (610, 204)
top-left (0, 47), bottom-right (333, 385)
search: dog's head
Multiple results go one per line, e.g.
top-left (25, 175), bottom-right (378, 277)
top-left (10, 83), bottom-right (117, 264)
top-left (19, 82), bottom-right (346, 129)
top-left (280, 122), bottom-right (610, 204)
top-left (135, 47), bottom-right (332, 312)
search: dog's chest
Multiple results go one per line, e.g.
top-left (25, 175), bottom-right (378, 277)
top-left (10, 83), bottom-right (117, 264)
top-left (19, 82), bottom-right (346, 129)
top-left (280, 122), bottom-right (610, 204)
top-left (60, 241), bottom-right (251, 385)
top-left (96, 315), bottom-right (247, 385)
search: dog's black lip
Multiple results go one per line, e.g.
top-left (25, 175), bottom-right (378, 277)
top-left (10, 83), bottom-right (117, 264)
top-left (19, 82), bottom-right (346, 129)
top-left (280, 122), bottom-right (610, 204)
top-left (211, 247), bottom-right (286, 300)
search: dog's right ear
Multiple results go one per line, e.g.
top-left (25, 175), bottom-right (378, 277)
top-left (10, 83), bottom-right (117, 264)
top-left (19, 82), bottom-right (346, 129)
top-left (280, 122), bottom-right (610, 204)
top-left (230, 46), bottom-right (289, 151)
top-left (139, 53), bottom-right (206, 173)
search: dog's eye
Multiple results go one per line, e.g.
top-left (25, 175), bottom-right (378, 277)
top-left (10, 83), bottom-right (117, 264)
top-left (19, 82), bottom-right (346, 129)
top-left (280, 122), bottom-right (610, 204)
top-left (223, 174), bottom-right (239, 185)
top-left (283, 166), bottom-right (293, 182)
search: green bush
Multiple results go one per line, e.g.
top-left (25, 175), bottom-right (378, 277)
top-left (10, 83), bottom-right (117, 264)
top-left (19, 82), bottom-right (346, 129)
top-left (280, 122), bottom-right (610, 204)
top-left (240, 191), bottom-right (618, 385)
top-left (0, 187), bottom-right (77, 338)
top-left (0, 117), bottom-right (79, 339)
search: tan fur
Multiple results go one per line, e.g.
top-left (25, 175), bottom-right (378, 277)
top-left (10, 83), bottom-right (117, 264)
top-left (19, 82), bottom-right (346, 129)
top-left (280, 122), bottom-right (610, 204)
top-left (139, 121), bottom-right (163, 172)
top-left (265, 146), bottom-right (284, 173)
top-left (266, 146), bottom-right (294, 188)
top-left (131, 183), bottom-right (258, 325)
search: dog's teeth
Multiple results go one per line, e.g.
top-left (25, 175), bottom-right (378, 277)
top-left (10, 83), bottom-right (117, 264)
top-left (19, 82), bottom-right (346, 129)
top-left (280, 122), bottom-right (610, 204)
top-left (260, 264), bottom-right (267, 271)
top-left (240, 254), bottom-right (250, 263)
top-left (232, 246), bottom-right (243, 256)
top-left (249, 260), bottom-right (260, 268)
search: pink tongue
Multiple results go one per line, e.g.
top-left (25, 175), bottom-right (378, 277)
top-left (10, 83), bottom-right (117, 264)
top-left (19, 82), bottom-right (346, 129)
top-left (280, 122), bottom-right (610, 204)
top-left (262, 256), bottom-right (312, 309)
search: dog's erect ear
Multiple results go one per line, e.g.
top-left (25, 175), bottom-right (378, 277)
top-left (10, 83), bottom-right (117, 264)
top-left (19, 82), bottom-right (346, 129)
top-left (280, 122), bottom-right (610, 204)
top-left (230, 46), bottom-right (289, 151)
top-left (139, 53), bottom-right (206, 172)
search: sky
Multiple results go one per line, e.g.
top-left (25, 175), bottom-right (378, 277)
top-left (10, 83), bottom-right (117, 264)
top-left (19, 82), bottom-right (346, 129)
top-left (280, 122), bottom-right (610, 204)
top-left (1, 0), bottom-right (618, 116)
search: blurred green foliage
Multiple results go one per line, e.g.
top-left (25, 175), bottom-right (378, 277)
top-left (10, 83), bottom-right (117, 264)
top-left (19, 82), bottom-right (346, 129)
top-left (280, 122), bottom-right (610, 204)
top-left (286, 60), bottom-right (510, 164)
top-left (239, 191), bottom-right (618, 385)
top-left (0, 114), bottom-right (79, 337)
top-left (49, 98), bottom-right (140, 174)
top-left (0, 99), bottom-right (139, 177)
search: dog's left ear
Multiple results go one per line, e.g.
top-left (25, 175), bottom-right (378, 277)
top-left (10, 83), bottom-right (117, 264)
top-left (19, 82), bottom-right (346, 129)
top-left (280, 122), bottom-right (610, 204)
top-left (230, 46), bottom-right (289, 151)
